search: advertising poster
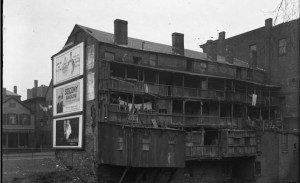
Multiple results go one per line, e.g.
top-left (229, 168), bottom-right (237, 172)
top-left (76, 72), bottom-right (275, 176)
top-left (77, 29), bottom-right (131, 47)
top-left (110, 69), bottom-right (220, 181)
top-left (53, 42), bottom-right (84, 85)
top-left (53, 79), bottom-right (83, 116)
top-left (53, 115), bottom-right (83, 148)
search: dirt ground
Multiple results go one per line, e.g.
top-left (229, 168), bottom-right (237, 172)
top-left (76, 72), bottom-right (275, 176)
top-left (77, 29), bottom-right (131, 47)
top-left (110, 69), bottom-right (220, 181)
top-left (2, 158), bottom-right (83, 183)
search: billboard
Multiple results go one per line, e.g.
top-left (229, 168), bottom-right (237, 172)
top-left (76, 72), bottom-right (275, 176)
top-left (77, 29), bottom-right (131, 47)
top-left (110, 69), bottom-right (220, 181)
top-left (53, 115), bottom-right (83, 148)
top-left (53, 79), bottom-right (83, 116)
top-left (53, 42), bottom-right (84, 85)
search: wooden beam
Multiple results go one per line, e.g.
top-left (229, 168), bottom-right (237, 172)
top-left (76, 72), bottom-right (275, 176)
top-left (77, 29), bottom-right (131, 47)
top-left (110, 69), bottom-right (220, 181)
top-left (119, 166), bottom-right (129, 183)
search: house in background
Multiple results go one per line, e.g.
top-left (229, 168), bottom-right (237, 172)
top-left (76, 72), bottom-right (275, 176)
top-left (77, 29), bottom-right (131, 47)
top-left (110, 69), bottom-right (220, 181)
top-left (2, 87), bottom-right (35, 149)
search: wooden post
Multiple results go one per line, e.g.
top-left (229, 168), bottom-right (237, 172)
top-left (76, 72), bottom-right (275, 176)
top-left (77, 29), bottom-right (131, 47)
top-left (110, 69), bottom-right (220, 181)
top-left (200, 101), bottom-right (203, 124)
top-left (183, 100), bottom-right (186, 125)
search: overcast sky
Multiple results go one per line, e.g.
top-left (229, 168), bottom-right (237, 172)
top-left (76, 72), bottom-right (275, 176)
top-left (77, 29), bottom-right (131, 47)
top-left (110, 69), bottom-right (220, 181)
top-left (3, 0), bottom-right (285, 100)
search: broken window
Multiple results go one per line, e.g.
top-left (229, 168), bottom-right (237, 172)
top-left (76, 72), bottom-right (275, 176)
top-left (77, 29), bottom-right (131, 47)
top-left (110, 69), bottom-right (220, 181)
top-left (133, 56), bottom-right (142, 64)
top-left (185, 101), bottom-right (201, 115)
top-left (204, 130), bottom-right (219, 145)
top-left (278, 38), bottom-right (287, 56)
top-left (126, 66), bottom-right (139, 80)
top-left (186, 58), bottom-right (193, 71)
top-left (144, 68), bottom-right (156, 84)
top-left (236, 67), bottom-right (242, 79)
top-left (110, 63), bottom-right (125, 79)
top-left (172, 100), bottom-right (183, 114)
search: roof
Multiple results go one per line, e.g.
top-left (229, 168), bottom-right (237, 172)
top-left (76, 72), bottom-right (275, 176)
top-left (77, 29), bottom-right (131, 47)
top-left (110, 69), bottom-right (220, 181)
top-left (2, 96), bottom-right (33, 113)
top-left (75, 24), bottom-right (250, 68)
top-left (4, 89), bottom-right (21, 96)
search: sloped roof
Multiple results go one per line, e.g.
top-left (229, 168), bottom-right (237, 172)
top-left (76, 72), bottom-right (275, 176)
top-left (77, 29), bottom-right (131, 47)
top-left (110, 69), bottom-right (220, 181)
top-left (2, 96), bottom-right (33, 113)
top-left (75, 24), bottom-right (250, 68)
top-left (4, 89), bottom-right (21, 96)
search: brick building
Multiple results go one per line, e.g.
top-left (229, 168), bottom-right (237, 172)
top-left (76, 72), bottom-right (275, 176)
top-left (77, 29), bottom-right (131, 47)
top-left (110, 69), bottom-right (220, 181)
top-left (51, 18), bottom-right (299, 182)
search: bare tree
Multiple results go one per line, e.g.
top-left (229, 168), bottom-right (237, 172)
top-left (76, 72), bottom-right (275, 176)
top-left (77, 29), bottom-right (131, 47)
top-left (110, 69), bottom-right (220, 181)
top-left (273, 0), bottom-right (299, 25)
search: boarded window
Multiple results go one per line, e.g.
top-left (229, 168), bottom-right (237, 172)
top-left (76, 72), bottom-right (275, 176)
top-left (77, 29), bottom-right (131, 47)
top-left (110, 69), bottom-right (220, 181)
top-left (104, 51), bottom-right (115, 61)
top-left (281, 134), bottom-right (288, 152)
top-left (255, 161), bottom-right (261, 176)
top-left (278, 39), bottom-right (287, 56)
top-left (116, 137), bottom-right (124, 150)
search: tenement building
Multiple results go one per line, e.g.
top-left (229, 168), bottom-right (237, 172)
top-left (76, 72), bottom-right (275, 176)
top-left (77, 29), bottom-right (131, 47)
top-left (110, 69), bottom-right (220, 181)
top-left (51, 18), bottom-right (299, 183)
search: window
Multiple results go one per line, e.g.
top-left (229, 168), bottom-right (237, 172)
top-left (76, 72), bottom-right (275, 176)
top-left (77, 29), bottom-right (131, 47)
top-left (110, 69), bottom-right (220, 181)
top-left (8, 113), bottom-right (18, 125)
top-left (149, 54), bottom-right (157, 66)
top-left (255, 161), bottom-right (261, 176)
top-left (281, 134), bottom-right (288, 152)
top-left (247, 69), bottom-right (253, 79)
top-left (19, 114), bottom-right (30, 125)
top-left (116, 137), bottom-right (124, 150)
top-left (133, 56), bottom-right (142, 64)
top-left (104, 51), bottom-right (115, 61)
top-left (278, 39), bottom-right (287, 56)
top-left (236, 67), bottom-right (242, 78)
top-left (142, 136), bottom-right (150, 151)
top-left (186, 59), bottom-right (193, 71)
top-left (9, 103), bottom-right (16, 108)
top-left (158, 109), bottom-right (167, 114)
top-left (249, 44), bottom-right (257, 67)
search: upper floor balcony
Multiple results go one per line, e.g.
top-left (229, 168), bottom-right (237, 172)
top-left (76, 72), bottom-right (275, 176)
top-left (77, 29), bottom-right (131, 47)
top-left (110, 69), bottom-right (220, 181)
top-left (99, 78), bottom-right (279, 106)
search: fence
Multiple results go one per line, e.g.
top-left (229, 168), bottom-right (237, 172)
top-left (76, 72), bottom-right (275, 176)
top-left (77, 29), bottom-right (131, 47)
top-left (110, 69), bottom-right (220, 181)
top-left (2, 148), bottom-right (55, 160)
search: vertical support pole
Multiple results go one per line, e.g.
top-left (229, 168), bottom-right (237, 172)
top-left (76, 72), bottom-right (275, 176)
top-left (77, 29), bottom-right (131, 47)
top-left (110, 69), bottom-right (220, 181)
top-left (183, 100), bottom-right (185, 125)
top-left (268, 89), bottom-right (271, 125)
top-left (231, 103), bottom-right (234, 126)
top-left (125, 66), bottom-right (127, 80)
top-left (6, 133), bottom-right (8, 149)
top-left (218, 102), bottom-right (221, 125)
top-left (17, 133), bottom-right (20, 151)
top-left (200, 101), bottom-right (203, 124)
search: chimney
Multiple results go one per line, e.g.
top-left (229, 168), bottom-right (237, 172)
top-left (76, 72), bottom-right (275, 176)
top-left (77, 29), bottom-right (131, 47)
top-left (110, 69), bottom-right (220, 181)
top-left (13, 86), bottom-right (17, 94)
top-left (225, 45), bottom-right (234, 64)
top-left (33, 80), bottom-right (38, 98)
top-left (172, 32), bottom-right (184, 55)
top-left (218, 31), bottom-right (226, 56)
top-left (114, 19), bottom-right (128, 45)
top-left (34, 80), bottom-right (38, 88)
top-left (265, 18), bottom-right (273, 30)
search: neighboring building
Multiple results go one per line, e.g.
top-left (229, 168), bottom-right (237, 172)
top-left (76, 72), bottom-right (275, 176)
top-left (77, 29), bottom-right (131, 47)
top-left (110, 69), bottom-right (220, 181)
top-left (23, 80), bottom-right (52, 148)
top-left (27, 80), bottom-right (48, 99)
top-left (200, 18), bottom-right (299, 183)
top-left (2, 94), bottom-right (35, 149)
top-left (3, 86), bottom-right (21, 101)
top-left (51, 19), bottom-right (299, 183)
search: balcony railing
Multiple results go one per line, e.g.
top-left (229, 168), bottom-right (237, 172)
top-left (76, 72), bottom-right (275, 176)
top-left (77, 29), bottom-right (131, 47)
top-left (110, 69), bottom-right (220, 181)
top-left (100, 79), bottom-right (273, 105)
top-left (185, 145), bottom-right (220, 159)
top-left (107, 109), bottom-right (238, 128)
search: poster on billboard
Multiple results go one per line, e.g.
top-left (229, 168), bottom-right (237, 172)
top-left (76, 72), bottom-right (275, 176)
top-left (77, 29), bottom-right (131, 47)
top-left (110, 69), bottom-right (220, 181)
top-left (53, 115), bottom-right (83, 148)
top-left (53, 42), bottom-right (84, 85)
top-left (53, 79), bottom-right (83, 116)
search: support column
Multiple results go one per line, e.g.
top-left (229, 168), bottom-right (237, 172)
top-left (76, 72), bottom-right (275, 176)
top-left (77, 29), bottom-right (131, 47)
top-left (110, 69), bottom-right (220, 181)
top-left (183, 100), bottom-right (186, 125)
top-left (6, 133), bottom-right (8, 148)
top-left (200, 101), bottom-right (203, 124)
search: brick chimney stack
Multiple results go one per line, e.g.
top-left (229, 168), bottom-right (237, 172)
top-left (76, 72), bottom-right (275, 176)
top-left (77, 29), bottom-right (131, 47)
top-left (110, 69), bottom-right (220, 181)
top-left (33, 80), bottom-right (38, 97)
top-left (114, 19), bottom-right (128, 45)
top-left (218, 31), bottom-right (225, 56)
top-left (172, 32), bottom-right (184, 55)
top-left (14, 86), bottom-right (17, 94)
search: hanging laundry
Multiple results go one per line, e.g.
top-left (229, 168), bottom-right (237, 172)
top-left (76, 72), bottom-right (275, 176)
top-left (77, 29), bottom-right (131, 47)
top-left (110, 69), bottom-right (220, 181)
top-left (252, 93), bottom-right (257, 106)
top-left (144, 84), bottom-right (149, 93)
top-left (143, 102), bottom-right (152, 112)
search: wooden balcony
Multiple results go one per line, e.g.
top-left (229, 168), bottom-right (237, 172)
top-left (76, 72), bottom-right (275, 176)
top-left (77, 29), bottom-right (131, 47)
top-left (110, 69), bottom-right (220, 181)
top-left (107, 108), bottom-right (238, 128)
top-left (185, 145), bottom-right (220, 160)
